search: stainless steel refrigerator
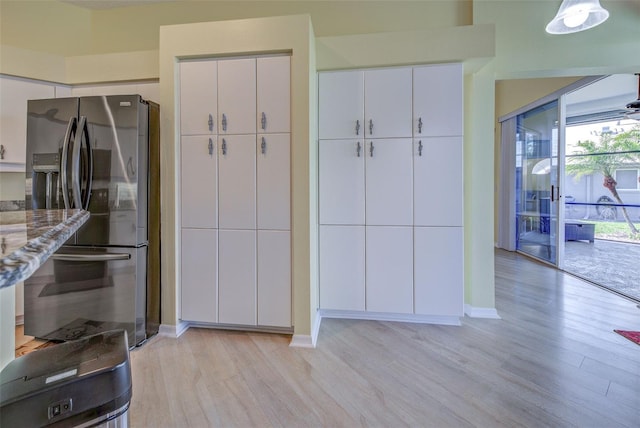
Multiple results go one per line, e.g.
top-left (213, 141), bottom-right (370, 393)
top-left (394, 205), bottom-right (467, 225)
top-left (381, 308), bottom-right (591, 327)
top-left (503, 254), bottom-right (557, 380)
top-left (24, 95), bottom-right (160, 347)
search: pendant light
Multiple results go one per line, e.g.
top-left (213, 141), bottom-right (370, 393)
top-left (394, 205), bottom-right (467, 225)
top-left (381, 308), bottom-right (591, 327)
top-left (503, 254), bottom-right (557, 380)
top-left (545, 0), bottom-right (609, 34)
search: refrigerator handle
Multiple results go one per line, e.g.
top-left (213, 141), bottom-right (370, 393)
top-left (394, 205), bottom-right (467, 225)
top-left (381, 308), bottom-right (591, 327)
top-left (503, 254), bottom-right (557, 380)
top-left (52, 252), bottom-right (131, 262)
top-left (61, 117), bottom-right (77, 209)
top-left (72, 116), bottom-right (93, 210)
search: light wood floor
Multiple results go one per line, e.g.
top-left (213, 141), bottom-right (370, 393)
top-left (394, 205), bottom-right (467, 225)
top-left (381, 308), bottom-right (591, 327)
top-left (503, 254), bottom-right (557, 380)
top-left (129, 249), bottom-right (639, 427)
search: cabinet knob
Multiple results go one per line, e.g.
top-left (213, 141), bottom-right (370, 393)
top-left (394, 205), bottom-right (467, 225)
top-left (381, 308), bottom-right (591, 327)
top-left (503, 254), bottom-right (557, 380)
top-left (369, 119), bottom-right (373, 135)
top-left (356, 141), bottom-right (361, 157)
top-left (208, 114), bottom-right (214, 131)
top-left (418, 140), bottom-right (423, 157)
top-left (369, 141), bottom-right (374, 157)
top-left (261, 136), bottom-right (266, 154)
top-left (0, 144), bottom-right (4, 160)
top-left (418, 117), bottom-right (423, 134)
top-left (208, 138), bottom-right (214, 156)
top-left (355, 120), bottom-right (360, 136)
top-left (222, 113), bottom-right (228, 131)
top-left (222, 138), bottom-right (227, 155)
top-left (261, 112), bottom-right (267, 130)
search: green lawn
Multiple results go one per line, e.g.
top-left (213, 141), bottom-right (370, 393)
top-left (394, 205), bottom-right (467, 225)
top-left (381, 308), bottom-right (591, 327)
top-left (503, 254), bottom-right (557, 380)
top-left (584, 220), bottom-right (640, 242)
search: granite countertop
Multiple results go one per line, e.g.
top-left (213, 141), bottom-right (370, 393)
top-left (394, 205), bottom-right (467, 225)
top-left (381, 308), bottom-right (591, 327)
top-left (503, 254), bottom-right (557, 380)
top-left (0, 210), bottom-right (90, 289)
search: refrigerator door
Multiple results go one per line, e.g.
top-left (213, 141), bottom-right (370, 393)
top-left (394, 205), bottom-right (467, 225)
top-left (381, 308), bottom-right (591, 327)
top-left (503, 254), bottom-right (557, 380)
top-left (23, 245), bottom-right (148, 347)
top-left (76, 95), bottom-right (149, 247)
top-left (26, 98), bottom-right (79, 211)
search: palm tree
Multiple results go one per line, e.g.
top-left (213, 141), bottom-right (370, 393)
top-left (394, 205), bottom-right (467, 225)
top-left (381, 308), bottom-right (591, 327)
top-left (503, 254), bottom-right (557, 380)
top-left (566, 124), bottom-right (640, 235)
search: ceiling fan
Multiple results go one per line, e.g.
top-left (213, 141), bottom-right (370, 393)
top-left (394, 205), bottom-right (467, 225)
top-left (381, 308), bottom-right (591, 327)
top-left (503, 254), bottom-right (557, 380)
top-left (626, 73), bottom-right (640, 120)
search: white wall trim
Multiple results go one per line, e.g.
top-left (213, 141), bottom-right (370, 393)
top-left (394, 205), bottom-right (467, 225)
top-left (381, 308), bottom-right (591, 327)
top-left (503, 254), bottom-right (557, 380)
top-left (15, 315), bottom-right (24, 326)
top-left (319, 309), bottom-right (462, 326)
top-left (158, 321), bottom-right (190, 338)
top-left (464, 304), bottom-right (502, 319)
top-left (290, 312), bottom-right (322, 348)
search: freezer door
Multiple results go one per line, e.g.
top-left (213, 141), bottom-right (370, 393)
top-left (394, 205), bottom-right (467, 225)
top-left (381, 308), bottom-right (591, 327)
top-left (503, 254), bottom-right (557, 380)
top-left (23, 245), bottom-right (148, 347)
top-left (76, 95), bottom-right (148, 247)
top-left (25, 98), bottom-right (79, 211)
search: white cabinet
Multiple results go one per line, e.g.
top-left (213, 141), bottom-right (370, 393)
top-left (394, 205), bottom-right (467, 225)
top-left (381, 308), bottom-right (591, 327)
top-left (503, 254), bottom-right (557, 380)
top-left (319, 226), bottom-right (365, 311)
top-left (257, 230), bottom-right (291, 327)
top-left (218, 58), bottom-right (256, 135)
top-left (218, 134), bottom-right (257, 230)
top-left (0, 76), bottom-right (56, 171)
top-left (257, 56), bottom-right (290, 134)
top-left (179, 55), bottom-right (291, 329)
top-left (181, 136), bottom-right (217, 229)
top-left (257, 133), bottom-right (290, 230)
top-left (365, 226), bottom-right (413, 313)
top-left (318, 71), bottom-right (364, 140)
top-left (318, 64), bottom-right (463, 322)
top-left (218, 230), bottom-right (257, 325)
top-left (414, 137), bottom-right (463, 227)
top-left (365, 139), bottom-right (413, 226)
top-left (364, 68), bottom-right (413, 138)
top-left (413, 63), bottom-right (463, 137)
top-left (181, 229), bottom-right (218, 323)
top-left (179, 60), bottom-right (217, 135)
top-left (319, 139), bottom-right (365, 225)
top-left (414, 227), bottom-right (463, 316)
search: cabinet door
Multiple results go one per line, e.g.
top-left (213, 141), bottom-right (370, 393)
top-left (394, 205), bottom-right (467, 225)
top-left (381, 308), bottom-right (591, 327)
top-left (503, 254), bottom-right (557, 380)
top-left (319, 225), bottom-right (365, 311)
top-left (318, 71), bottom-right (364, 140)
top-left (364, 68), bottom-right (412, 138)
top-left (219, 230), bottom-right (257, 325)
top-left (319, 139), bottom-right (365, 225)
top-left (413, 63), bottom-right (463, 137)
top-left (218, 134), bottom-right (256, 230)
top-left (180, 61), bottom-right (217, 135)
top-left (181, 229), bottom-right (217, 322)
top-left (1, 76), bottom-right (55, 169)
top-left (365, 139), bottom-right (413, 226)
top-left (414, 227), bottom-right (463, 316)
top-left (257, 56), bottom-right (290, 134)
top-left (257, 134), bottom-right (290, 230)
top-left (366, 226), bottom-right (413, 314)
top-left (181, 136), bottom-right (217, 228)
top-left (218, 58), bottom-right (256, 135)
top-left (414, 137), bottom-right (463, 227)
top-left (257, 230), bottom-right (291, 327)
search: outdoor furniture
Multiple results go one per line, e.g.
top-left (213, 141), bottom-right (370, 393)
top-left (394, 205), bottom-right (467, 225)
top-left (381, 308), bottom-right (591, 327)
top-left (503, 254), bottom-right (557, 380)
top-left (565, 221), bottom-right (595, 243)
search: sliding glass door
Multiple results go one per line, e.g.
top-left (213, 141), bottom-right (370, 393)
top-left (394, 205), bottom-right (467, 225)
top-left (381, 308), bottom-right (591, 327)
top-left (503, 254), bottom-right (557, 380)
top-left (515, 101), bottom-right (562, 263)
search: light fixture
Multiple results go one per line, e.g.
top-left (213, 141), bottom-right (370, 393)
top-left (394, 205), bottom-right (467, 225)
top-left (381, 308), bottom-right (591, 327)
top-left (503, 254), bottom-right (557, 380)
top-left (532, 158), bottom-right (551, 175)
top-left (546, 0), bottom-right (609, 34)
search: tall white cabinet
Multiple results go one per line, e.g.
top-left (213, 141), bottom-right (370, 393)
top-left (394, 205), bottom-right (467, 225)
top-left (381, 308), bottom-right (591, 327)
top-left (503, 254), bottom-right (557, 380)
top-left (179, 55), bottom-right (291, 330)
top-left (319, 63), bottom-right (464, 323)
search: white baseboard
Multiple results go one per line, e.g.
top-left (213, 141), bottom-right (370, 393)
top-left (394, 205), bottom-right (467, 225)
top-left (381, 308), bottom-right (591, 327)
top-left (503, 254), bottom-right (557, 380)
top-left (15, 315), bottom-right (24, 326)
top-left (158, 321), bottom-right (190, 338)
top-left (319, 309), bottom-right (461, 326)
top-left (289, 311), bottom-right (322, 348)
top-left (464, 304), bottom-right (501, 319)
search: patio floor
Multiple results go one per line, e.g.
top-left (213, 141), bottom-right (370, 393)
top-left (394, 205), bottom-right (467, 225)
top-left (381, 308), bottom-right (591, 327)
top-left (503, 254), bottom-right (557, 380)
top-left (564, 238), bottom-right (640, 301)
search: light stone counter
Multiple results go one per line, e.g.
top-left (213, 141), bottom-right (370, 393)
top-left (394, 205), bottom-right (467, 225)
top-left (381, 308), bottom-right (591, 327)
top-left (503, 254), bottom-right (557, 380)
top-left (0, 210), bottom-right (89, 289)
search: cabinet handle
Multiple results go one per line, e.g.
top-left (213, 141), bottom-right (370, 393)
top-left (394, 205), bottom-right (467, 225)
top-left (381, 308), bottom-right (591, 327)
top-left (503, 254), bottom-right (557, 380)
top-left (222, 138), bottom-right (227, 155)
top-left (208, 138), bottom-right (214, 156)
top-left (222, 113), bottom-right (227, 131)
top-left (261, 136), bottom-right (266, 154)
top-left (418, 117), bottom-right (423, 134)
top-left (369, 141), bottom-right (374, 157)
top-left (369, 119), bottom-right (373, 135)
top-left (208, 114), bottom-right (214, 131)
top-left (356, 141), bottom-right (361, 157)
top-left (355, 120), bottom-right (360, 136)
top-left (418, 140), bottom-right (423, 157)
top-left (261, 112), bottom-right (267, 130)
top-left (0, 144), bottom-right (4, 160)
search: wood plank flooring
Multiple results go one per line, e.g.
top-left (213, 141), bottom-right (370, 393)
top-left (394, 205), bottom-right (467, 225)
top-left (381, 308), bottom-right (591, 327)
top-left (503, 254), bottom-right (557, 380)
top-left (129, 249), bottom-right (639, 427)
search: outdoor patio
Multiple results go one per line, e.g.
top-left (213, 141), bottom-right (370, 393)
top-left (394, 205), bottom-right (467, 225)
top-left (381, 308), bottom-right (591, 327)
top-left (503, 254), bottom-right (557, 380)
top-left (564, 238), bottom-right (640, 301)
